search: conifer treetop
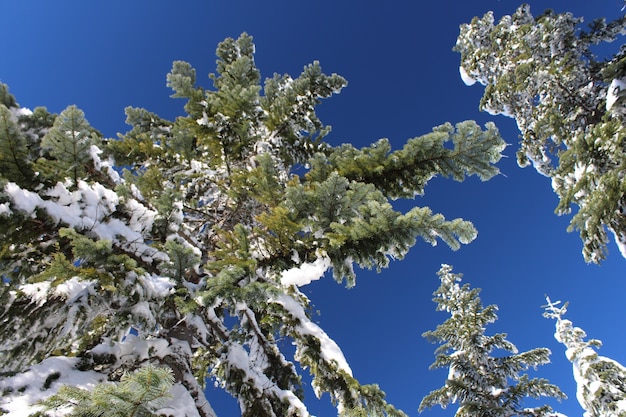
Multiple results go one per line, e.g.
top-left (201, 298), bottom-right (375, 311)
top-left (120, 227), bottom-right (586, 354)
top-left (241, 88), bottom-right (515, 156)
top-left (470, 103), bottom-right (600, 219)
top-left (420, 265), bottom-right (565, 417)
top-left (544, 298), bottom-right (626, 417)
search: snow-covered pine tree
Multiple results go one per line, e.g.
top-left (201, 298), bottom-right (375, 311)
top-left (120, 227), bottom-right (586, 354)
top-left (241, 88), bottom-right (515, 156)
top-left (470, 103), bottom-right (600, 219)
top-left (455, 4), bottom-right (626, 262)
top-left (544, 298), bottom-right (626, 417)
top-left (420, 265), bottom-right (565, 417)
top-left (0, 34), bottom-right (505, 417)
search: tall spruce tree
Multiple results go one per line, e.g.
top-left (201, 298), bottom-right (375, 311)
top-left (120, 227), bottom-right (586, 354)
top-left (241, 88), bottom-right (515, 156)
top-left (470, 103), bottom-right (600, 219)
top-left (544, 299), bottom-right (626, 417)
top-left (455, 4), bottom-right (626, 262)
top-left (420, 265), bottom-right (565, 417)
top-left (0, 34), bottom-right (505, 417)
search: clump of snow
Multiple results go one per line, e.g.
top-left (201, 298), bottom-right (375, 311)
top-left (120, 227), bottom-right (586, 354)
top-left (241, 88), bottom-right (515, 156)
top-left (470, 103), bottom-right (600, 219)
top-left (196, 110), bottom-right (210, 127)
top-left (5, 182), bottom-right (41, 215)
top-left (573, 162), bottom-right (593, 181)
top-left (90, 145), bottom-right (121, 183)
top-left (606, 78), bottom-right (626, 111)
top-left (18, 281), bottom-right (51, 306)
top-left (483, 102), bottom-right (515, 118)
top-left (136, 273), bottom-right (174, 299)
top-left (0, 357), bottom-right (106, 416)
top-left (132, 301), bottom-right (155, 324)
top-left (93, 334), bottom-right (171, 366)
top-left (125, 197), bottom-right (157, 234)
top-left (54, 277), bottom-right (95, 302)
top-left (9, 107), bottom-right (33, 119)
top-left (280, 255), bottom-right (331, 287)
top-left (614, 233), bottom-right (626, 260)
top-left (459, 66), bottom-right (477, 86)
top-left (273, 294), bottom-right (352, 377)
top-left (156, 383), bottom-right (203, 417)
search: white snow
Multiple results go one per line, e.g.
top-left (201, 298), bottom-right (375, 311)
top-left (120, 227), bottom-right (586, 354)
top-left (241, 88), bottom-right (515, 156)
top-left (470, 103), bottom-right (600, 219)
top-left (0, 357), bottom-right (106, 416)
top-left (89, 145), bottom-right (121, 183)
top-left (273, 294), bottom-right (352, 377)
top-left (459, 66), bottom-right (477, 86)
top-left (105, 334), bottom-right (171, 365)
top-left (136, 273), bottom-right (175, 298)
top-left (587, 380), bottom-right (602, 396)
top-left (0, 354), bottom-right (202, 417)
top-left (16, 107), bottom-right (33, 116)
top-left (132, 301), bottom-right (155, 323)
top-left (18, 281), bottom-right (51, 306)
top-left (157, 383), bottom-right (202, 417)
top-left (8, 107), bottom-right (33, 119)
top-left (606, 78), bottom-right (626, 111)
top-left (614, 232), bottom-right (626, 259)
top-left (4, 180), bottom-right (167, 265)
top-left (573, 162), bottom-right (592, 181)
top-left (54, 277), bottom-right (95, 302)
top-left (125, 197), bottom-right (157, 234)
top-left (280, 255), bottom-right (331, 287)
top-left (447, 364), bottom-right (460, 381)
top-left (5, 182), bottom-right (41, 215)
top-left (484, 102), bottom-right (514, 118)
top-left (220, 342), bottom-right (310, 416)
top-left (197, 111), bottom-right (210, 127)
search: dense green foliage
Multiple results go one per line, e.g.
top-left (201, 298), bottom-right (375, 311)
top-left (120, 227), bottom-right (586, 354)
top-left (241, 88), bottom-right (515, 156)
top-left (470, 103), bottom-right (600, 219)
top-left (0, 33), bottom-right (505, 417)
top-left (456, 4), bottom-right (626, 262)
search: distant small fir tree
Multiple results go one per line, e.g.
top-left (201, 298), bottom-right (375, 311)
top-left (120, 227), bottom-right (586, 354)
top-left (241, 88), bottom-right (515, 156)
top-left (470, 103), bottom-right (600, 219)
top-left (420, 265), bottom-right (565, 417)
top-left (544, 298), bottom-right (626, 417)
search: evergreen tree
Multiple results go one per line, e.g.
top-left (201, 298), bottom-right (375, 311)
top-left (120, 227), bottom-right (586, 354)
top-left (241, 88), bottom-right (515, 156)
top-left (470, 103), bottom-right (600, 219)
top-left (420, 265), bottom-right (565, 417)
top-left (0, 88), bottom-right (56, 190)
top-left (455, 4), bottom-right (626, 262)
top-left (544, 299), bottom-right (626, 417)
top-left (0, 34), bottom-right (505, 417)
top-left (0, 96), bottom-right (34, 187)
top-left (38, 105), bottom-right (100, 185)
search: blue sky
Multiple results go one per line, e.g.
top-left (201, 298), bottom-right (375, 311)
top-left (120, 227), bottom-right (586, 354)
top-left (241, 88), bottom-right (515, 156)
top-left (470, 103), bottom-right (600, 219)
top-left (1, 1), bottom-right (625, 416)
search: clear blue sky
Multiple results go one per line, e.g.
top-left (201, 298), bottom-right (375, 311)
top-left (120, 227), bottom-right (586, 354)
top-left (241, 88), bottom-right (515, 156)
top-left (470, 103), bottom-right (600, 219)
top-left (1, 1), bottom-right (625, 416)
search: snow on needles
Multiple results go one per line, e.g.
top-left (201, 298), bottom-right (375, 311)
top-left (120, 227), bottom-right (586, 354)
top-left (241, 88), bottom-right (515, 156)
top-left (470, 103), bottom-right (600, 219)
top-left (54, 277), bottom-right (96, 302)
top-left (459, 66), bottom-right (477, 86)
top-left (606, 78), bottom-right (626, 111)
top-left (0, 357), bottom-right (106, 416)
top-left (273, 294), bottom-right (353, 377)
top-left (4, 180), bottom-right (165, 264)
top-left (18, 282), bottom-right (51, 306)
top-left (280, 255), bottom-right (331, 287)
top-left (222, 342), bottom-right (309, 416)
